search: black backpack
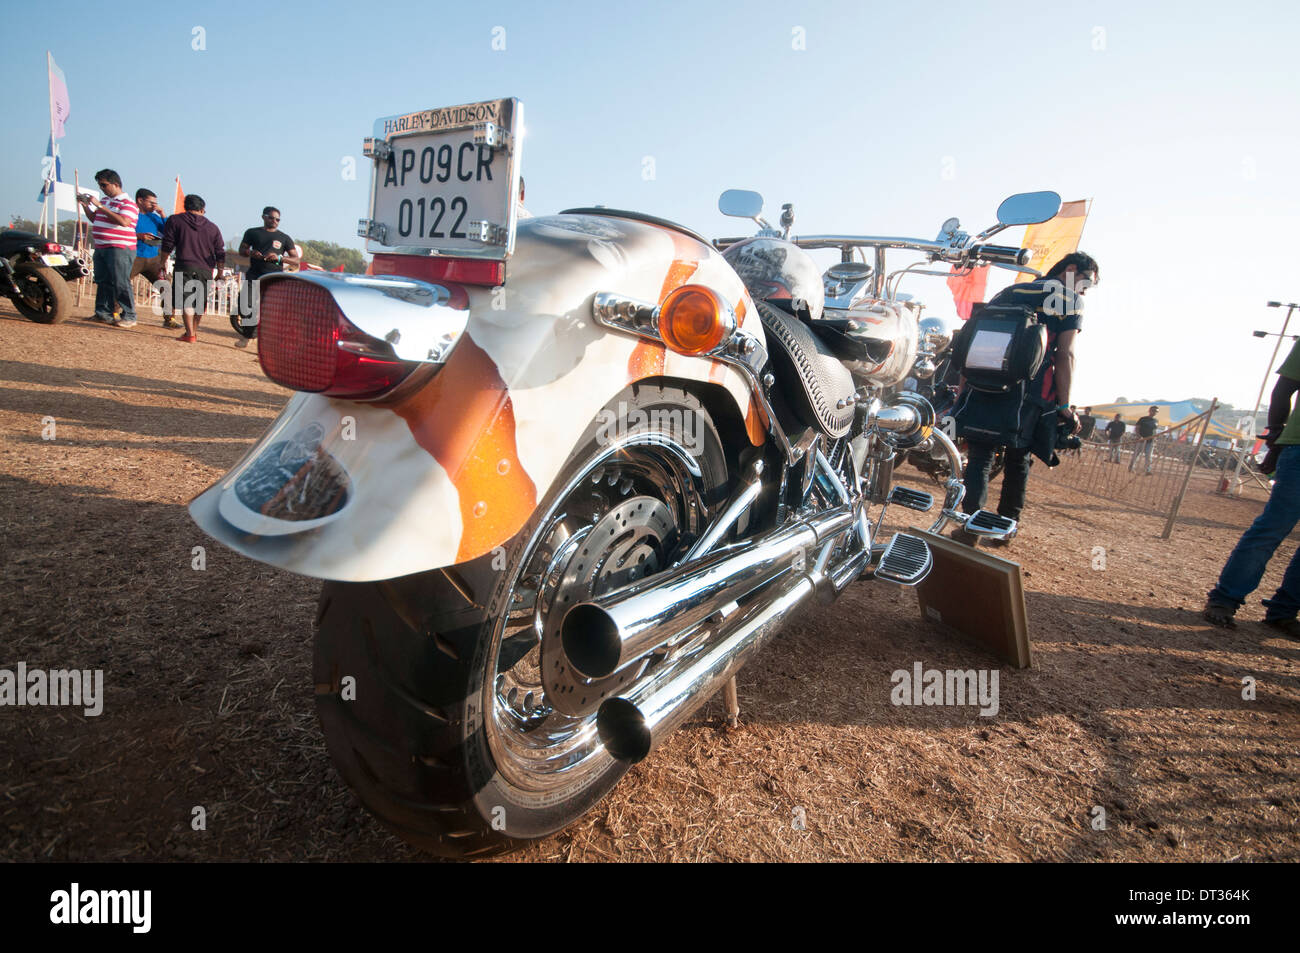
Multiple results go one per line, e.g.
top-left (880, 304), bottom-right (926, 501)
top-left (949, 303), bottom-right (1047, 394)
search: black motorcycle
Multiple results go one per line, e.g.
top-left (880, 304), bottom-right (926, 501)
top-left (0, 228), bottom-right (89, 324)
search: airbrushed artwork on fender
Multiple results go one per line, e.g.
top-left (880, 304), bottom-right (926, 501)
top-left (190, 214), bottom-right (766, 582)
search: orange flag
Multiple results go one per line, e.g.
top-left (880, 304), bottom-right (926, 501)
top-left (946, 265), bottom-right (989, 320)
top-left (172, 177), bottom-right (185, 215)
top-left (1016, 199), bottom-right (1090, 282)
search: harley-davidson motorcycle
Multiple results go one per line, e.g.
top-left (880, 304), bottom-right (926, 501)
top-left (190, 97), bottom-right (1060, 857)
top-left (0, 227), bottom-right (87, 323)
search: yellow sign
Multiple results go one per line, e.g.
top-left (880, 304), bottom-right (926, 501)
top-left (1016, 199), bottom-right (1090, 282)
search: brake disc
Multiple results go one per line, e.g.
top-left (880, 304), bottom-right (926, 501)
top-left (540, 495), bottom-right (676, 717)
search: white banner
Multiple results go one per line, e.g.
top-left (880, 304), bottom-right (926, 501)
top-left (53, 181), bottom-right (96, 213)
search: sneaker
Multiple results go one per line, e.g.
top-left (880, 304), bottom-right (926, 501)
top-left (89, 313), bottom-right (114, 324)
top-left (1262, 617), bottom-right (1300, 640)
top-left (1202, 603), bottom-right (1237, 629)
top-left (163, 318), bottom-right (182, 329)
top-left (177, 332), bottom-right (197, 343)
top-left (116, 316), bottom-right (138, 329)
top-left (234, 336), bottom-right (250, 349)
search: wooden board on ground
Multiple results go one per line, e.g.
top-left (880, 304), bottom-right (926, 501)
top-left (912, 529), bottom-right (1032, 668)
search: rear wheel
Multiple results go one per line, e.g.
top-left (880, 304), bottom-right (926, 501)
top-left (313, 384), bottom-right (729, 856)
top-left (12, 263), bottom-right (72, 324)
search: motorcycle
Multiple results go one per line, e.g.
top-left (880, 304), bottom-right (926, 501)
top-left (0, 227), bottom-right (87, 324)
top-left (777, 211), bottom-right (1051, 488)
top-left (189, 96), bottom-right (1059, 856)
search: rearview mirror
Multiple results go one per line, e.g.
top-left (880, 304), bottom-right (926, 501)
top-left (718, 189), bottom-right (764, 219)
top-left (996, 191), bottom-right (1062, 226)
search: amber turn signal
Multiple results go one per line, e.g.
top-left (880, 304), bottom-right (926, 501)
top-left (657, 285), bottom-right (735, 356)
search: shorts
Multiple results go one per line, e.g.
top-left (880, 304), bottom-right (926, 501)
top-left (130, 256), bottom-right (163, 284)
top-left (173, 265), bottom-right (212, 314)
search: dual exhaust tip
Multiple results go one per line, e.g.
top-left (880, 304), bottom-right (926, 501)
top-left (563, 606), bottom-right (655, 762)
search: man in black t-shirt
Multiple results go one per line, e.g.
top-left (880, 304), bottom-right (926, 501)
top-left (1079, 406), bottom-right (1097, 441)
top-left (235, 206), bottom-right (298, 344)
top-left (955, 252), bottom-right (1099, 544)
top-left (1105, 413), bottom-right (1126, 462)
top-left (1130, 405), bottom-right (1160, 474)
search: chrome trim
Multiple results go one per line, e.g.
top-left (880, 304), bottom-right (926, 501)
top-left (473, 121), bottom-right (514, 153)
top-left (683, 459), bottom-right (764, 562)
top-left (467, 221), bottom-right (510, 246)
top-left (259, 271), bottom-right (468, 365)
top-left (560, 508), bottom-right (854, 681)
top-left (596, 554), bottom-right (828, 763)
top-left (867, 391), bottom-right (935, 450)
top-left (815, 449), bottom-right (850, 505)
top-left (361, 137), bottom-right (391, 160)
top-left (357, 218), bottom-right (388, 244)
top-left (591, 291), bottom-right (801, 461)
top-left (925, 428), bottom-right (967, 533)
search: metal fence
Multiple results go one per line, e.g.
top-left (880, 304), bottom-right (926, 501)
top-left (1034, 402), bottom-right (1220, 538)
top-left (73, 274), bottom-right (244, 318)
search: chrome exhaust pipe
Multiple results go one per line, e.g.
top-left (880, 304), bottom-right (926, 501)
top-left (597, 558), bottom-right (823, 763)
top-left (560, 508), bottom-right (854, 680)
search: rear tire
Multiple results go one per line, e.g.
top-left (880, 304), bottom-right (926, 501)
top-left (313, 383), bottom-right (729, 856)
top-left (12, 263), bottom-right (72, 324)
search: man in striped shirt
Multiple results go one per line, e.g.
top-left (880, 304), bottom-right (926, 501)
top-left (78, 168), bottom-right (139, 328)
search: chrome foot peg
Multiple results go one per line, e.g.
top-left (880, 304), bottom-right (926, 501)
top-left (874, 532), bottom-right (932, 585)
top-left (965, 509), bottom-right (1017, 538)
top-left (887, 486), bottom-right (934, 512)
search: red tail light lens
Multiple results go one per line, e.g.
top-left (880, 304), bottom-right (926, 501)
top-left (44, 242), bottom-right (62, 253)
top-left (258, 280), bottom-right (415, 399)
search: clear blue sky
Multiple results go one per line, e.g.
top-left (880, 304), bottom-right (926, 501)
top-left (3, 0), bottom-right (1297, 412)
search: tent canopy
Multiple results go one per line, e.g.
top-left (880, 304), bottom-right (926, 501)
top-left (1083, 401), bottom-right (1249, 440)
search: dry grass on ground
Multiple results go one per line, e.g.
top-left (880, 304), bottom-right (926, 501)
top-left (1, 296), bottom-right (1297, 862)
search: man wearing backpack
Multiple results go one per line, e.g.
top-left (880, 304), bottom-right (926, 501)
top-left (953, 252), bottom-right (1099, 545)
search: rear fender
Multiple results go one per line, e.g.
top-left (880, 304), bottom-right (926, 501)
top-left (190, 214), bottom-right (766, 582)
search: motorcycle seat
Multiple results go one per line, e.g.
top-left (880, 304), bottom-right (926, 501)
top-left (756, 299), bottom-right (856, 440)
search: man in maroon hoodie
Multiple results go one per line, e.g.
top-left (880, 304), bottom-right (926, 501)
top-left (160, 193), bottom-right (225, 343)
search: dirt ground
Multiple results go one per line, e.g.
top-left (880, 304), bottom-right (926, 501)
top-left (1, 294), bottom-right (1297, 863)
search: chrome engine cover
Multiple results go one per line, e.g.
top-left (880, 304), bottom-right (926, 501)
top-left (824, 298), bottom-right (918, 387)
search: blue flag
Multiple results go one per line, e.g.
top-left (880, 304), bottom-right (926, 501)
top-left (38, 135), bottom-right (62, 201)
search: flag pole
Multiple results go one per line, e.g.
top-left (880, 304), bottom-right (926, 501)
top-left (47, 51), bottom-right (58, 243)
top-left (73, 168), bottom-right (85, 306)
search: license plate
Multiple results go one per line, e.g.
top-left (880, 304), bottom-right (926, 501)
top-left (365, 98), bottom-right (521, 259)
top-left (41, 254), bottom-right (67, 267)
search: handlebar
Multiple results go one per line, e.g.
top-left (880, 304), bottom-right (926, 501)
top-left (966, 244), bottom-right (1031, 266)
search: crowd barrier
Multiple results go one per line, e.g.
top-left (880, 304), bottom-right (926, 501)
top-left (1034, 402), bottom-right (1225, 538)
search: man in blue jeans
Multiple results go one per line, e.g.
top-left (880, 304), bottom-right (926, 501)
top-left (1204, 341), bottom-right (1300, 636)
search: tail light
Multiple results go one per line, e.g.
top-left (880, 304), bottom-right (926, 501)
top-left (258, 280), bottom-right (416, 399)
top-left (43, 242), bottom-right (61, 253)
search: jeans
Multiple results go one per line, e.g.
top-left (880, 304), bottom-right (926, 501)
top-left (1107, 441), bottom-right (1122, 462)
top-left (962, 440), bottom-right (1033, 521)
top-left (1129, 439), bottom-right (1154, 472)
top-left (1208, 443), bottom-right (1300, 619)
top-left (92, 247), bottom-right (136, 320)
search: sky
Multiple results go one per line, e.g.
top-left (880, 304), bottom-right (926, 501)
top-left (2, 0), bottom-right (1297, 415)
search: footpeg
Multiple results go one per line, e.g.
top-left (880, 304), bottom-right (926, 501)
top-left (874, 532), bottom-right (932, 585)
top-left (965, 509), bottom-right (1017, 538)
top-left (887, 486), bottom-right (934, 512)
